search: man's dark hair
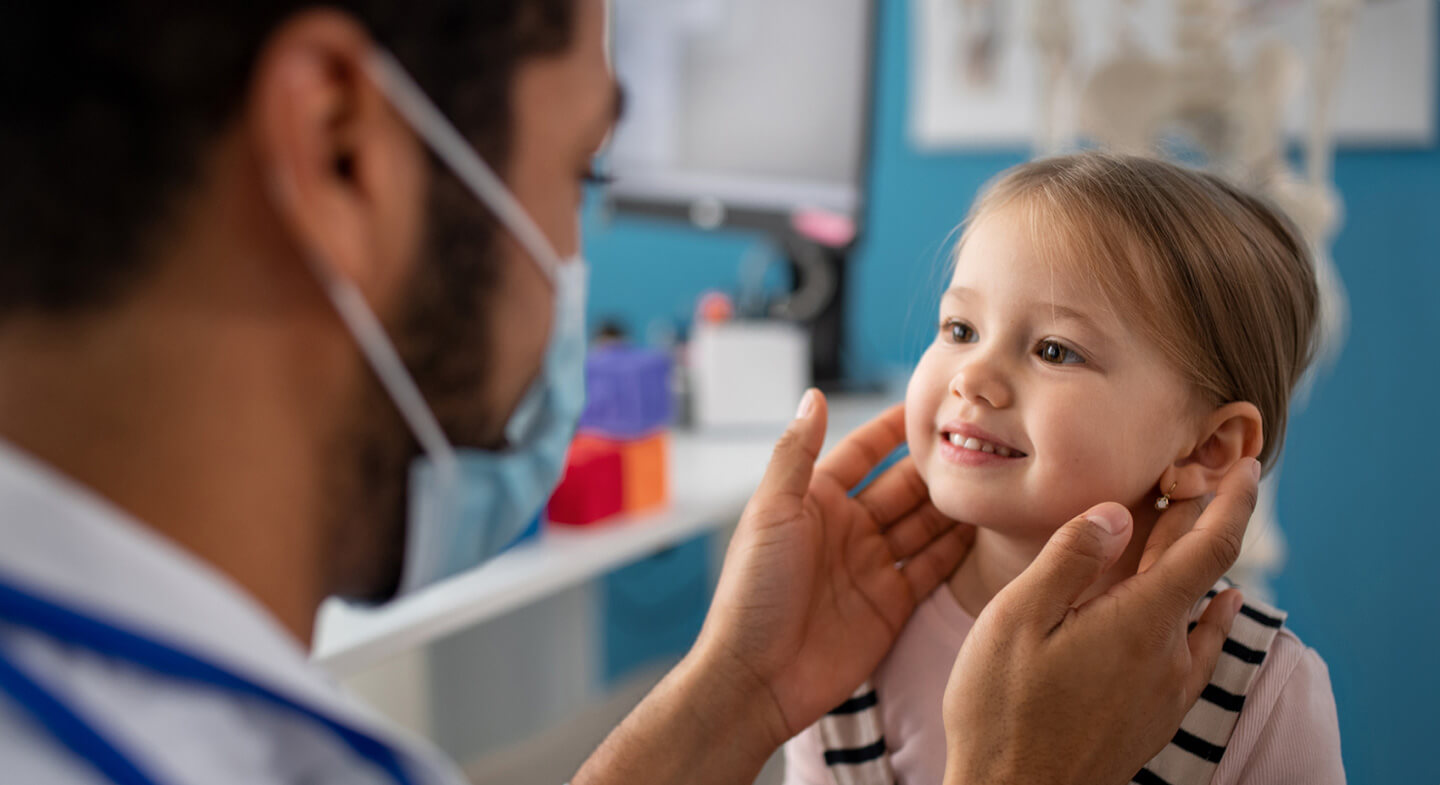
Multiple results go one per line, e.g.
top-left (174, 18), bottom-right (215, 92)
top-left (0, 2), bottom-right (577, 317)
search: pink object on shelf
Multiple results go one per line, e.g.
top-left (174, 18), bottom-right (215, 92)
top-left (791, 208), bottom-right (856, 247)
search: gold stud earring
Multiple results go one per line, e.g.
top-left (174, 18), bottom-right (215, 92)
top-left (1154, 481), bottom-right (1178, 511)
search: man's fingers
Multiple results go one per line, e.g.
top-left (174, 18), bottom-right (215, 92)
top-left (884, 501), bottom-right (959, 561)
top-left (852, 456), bottom-right (929, 528)
top-left (1136, 459), bottom-right (1259, 620)
top-left (901, 524), bottom-right (975, 601)
top-left (991, 503), bottom-right (1134, 632)
top-left (1137, 496), bottom-right (1203, 574)
top-left (812, 403), bottom-right (907, 492)
top-left (1185, 589), bottom-right (1243, 703)
top-left (749, 389), bottom-right (829, 518)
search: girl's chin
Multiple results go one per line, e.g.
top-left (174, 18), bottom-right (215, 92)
top-left (930, 498), bottom-right (1056, 538)
top-left (928, 490), bottom-right (1099, 540)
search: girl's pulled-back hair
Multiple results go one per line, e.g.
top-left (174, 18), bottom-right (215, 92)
top-left (961, 152), bottom-right (1319, 470)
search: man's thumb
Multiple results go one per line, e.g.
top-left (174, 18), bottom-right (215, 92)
top-left (751, 389), bottom-right (828, 508)
top-left (996, 503), bottom-right (1133, 631)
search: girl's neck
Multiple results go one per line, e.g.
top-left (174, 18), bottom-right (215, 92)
top-left (947, 510), bottom-right (1156, 619)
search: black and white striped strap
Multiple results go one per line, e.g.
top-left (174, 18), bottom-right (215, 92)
top-left (1131, 579), bottom-right (1286, 785)
top-left (817, 683), bottom-right (894, 785)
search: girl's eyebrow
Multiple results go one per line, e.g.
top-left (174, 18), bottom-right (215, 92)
top-left (1036, 301), bottom-right (1098, 329)
top-left (944, 286), bottom-right (1099, 331)
top-left (942, 286), bottom-right (977, 303)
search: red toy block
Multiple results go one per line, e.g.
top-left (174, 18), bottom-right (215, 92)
top-left (546, 437), bottom-right (624, 526)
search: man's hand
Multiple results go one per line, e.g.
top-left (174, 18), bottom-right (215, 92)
top-left (574, 391), bottom-right (971, 785)
top-left (696, 390), bottom-right (974, 745)
top-left (942, 459), bottom-right (1261, 785)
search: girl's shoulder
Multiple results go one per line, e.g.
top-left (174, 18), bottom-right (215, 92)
top-left (1146, 585), bottom-right (1343, 785)
top-left (1210, 626), bottom-right (1344, 785)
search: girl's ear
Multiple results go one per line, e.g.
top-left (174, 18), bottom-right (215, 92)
top-left (1166, 402), bottom-right (1264, 501)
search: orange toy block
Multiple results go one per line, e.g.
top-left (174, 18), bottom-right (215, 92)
top-left (620, 432), bottom-right (668, 513)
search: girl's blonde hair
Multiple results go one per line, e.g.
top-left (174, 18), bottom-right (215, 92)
top-left (960, 153), bottom-right (1319, 471)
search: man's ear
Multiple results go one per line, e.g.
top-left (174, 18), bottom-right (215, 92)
top-left (247, 9), bottom-right (426, 307)
top-left (1166, 402), bottom-right (1264, 501)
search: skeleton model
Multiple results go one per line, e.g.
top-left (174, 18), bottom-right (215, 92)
top-left (1022, 0), bottom-right (1360, 599)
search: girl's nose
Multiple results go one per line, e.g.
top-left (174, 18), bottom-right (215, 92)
top-left (949, 351), bottom-right (1014, 409)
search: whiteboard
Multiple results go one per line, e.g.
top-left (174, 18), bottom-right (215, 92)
top-left (912, 0), bottom-right (1435, 149)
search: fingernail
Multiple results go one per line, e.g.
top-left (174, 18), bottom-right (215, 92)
top-left (1248, 459), bottom-right (1262, 482)
top-left (1230, 591), bottom-right (1246, 615)
top-left (1085, 503), bottom-right (1130, 536)
top-left (795, 389), bottom-right (816, 419)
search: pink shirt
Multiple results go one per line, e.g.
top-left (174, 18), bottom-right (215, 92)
top-left (784, 585), bottom-right (1344, 785)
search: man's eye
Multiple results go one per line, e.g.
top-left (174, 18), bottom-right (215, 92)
top-left (582, 163), bottom-right (613, 185)
top-left (942, 320), bottom-right (976, 344)
top-left (1036, 339), bottom-right (1085, 365)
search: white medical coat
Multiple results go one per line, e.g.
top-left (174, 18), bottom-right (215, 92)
top-left (0, 442), bottom-right (471, 785)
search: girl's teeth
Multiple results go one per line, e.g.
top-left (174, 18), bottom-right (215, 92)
top-left (944, 431), bottom-right (1020, 457)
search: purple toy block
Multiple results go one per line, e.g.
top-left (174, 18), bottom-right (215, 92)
top-left (579, 345), bottom-right (672, 439)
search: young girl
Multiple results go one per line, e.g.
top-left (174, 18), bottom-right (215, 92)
top-left (783, 154), bottom-right (1343, 785)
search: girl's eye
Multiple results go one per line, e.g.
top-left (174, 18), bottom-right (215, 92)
top-left (942, 319), bottom-right (976, 344)
top-left (1036, 339), bottom-right (1085, 365)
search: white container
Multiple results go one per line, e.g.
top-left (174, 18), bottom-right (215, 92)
top-left (690, 321), bottom-right (811, 430)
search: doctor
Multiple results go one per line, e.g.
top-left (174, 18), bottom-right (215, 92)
top-left (0, 2), bottom-right (1258, 784)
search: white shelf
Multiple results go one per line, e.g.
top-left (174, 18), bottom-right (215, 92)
top-left (312, 395), bottom-right (891, 676)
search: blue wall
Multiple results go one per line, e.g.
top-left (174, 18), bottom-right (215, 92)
top-left (586, 4), bottom-right (1439, 781)
top-left (1275, 147), bottom-right (1440, 782)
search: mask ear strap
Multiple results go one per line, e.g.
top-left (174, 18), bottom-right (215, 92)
top-left (266, 172), bottom-right (459, 490)
top-left (363, 48), bottom-right (563, 284)
top-left (318, 263), bottom-right (459, 476)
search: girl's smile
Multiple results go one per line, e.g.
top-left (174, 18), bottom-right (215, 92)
top-left (936, 421), bottom-right (1027, 465)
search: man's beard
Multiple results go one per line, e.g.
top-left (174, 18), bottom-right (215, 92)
top-left (322, 171), bottom-right (503, 604)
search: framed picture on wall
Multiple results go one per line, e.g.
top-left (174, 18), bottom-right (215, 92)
top-left (911, 0), bottom-right (1435, 150)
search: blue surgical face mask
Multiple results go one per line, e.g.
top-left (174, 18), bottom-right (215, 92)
top-left (400, 257), bottom-right (587, 592)
top-left (288, 50), bottom-right (588, 596)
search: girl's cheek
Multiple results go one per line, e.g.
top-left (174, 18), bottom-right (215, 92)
top-left (904, 354), bottom-right (944, 460)
top-left (904, 409), bottom-right (930, 479)
top-left (1039, 407), bottom-right (1130, 482)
